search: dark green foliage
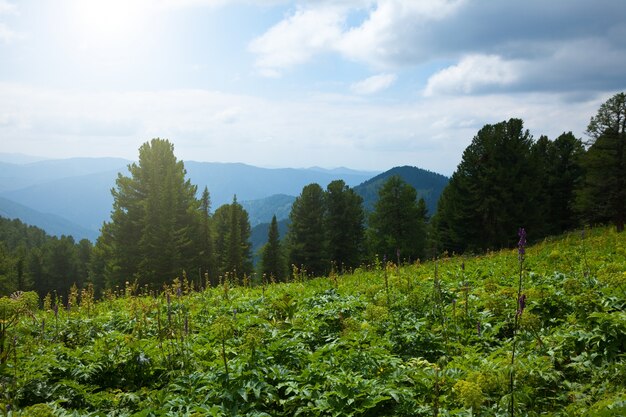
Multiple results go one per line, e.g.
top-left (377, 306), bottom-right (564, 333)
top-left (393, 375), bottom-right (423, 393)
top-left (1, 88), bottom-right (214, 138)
top-left (100, 139), bottom-right (200, 288)
top-left (196, 186), bottom-right (217, 283)
top-left (213, 197), bottom-right (253, 280)
top-left (261, 215), bottom-right (287, 282)
top-left (288, 183), bottom-right (328, 277)
top-left (368, 176), bottom-right (426, 262)
top-left (354, 165), bottom-right (448, 215)
top-left (532, 132), bottom-right (585, 236)
top-left (0, 217), bottom-right (91, 298)
top-left (325, 180), bottom-right (365, 272)
top-left (577, 92), bottom-right (626, 232)
top-left (436, 119), bottom-right (538, 253)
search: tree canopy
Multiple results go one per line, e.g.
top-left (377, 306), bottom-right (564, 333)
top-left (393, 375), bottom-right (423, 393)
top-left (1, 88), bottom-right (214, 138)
top-left (577, 92), bottom-right (626, 232)
top-left (288, 183), bottom-right (328, 277)
top-left (98, 139), bottom-right (200, 288)
top-left (436, 119), bottom-right (537, 253)
top-left (368, 176), bottom-right (426, 262)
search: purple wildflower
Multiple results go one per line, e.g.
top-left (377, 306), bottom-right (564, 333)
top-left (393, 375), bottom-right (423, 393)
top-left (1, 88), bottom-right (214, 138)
top-left (177, 287), bottom-right (182, 298)
top-left (517, 294), bottom-right (526, 317)
top-left (53, 303), bottom-right (59, 318)
top-left (477, 321), bottom-right (481, 336)
top-left (518, 228), bottom-right (527, 261)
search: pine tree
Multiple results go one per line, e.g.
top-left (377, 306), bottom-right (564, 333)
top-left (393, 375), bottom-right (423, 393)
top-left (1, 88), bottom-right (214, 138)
top-left (368, 176), bottom-right (426, 262)
top-left (577, 92), bottom-right (626, 232)
top-left (288, 183), bottom-right (328, 277)
top-left (436, 119), bottom-right (537, 253)
top-left (100, 138), bottom-right (200, 288)
top-left (325, 180), bottom-right (365, 272)
top-left (533, 132), bottom-right (585, 235)
top-left (214, 197), bottom-right (253, 281)
top-left (197, 186), bottom-right (216, 286)
top-left (261, 215), bottom-right (286, 282)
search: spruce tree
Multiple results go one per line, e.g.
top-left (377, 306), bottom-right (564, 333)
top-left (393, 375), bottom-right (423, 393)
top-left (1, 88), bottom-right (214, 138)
top-left (197, 186), bottom-right (216, 285)
top-left (436, 119), bottom-right (537, 253)
top-left (214, 197), bottom-right (253, 281)
top-left (325, 180), bottom-right (365, 272)
top-left (261, 215), bottom-right (286, 282)
top-left (101, 138), bottom-right (200, 288)
top-left (577, 92), bottom-right (626, 232)
top-left (533, 132), bottom-right (585, 235)
top-left (368, 176), bottom-right (426, 262)
top-left (288, 183), bottom-right (327, 277)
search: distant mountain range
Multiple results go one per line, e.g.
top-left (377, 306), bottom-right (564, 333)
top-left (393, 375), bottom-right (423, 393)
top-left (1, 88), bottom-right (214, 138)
top-left (0, 156), bottom-right (382, 241)
top-left (0, 156), bottom-right (449, 250)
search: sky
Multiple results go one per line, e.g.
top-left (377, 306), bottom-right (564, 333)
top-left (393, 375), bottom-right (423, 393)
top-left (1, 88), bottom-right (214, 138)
top-left (0, 0), bottom-right (625, 175)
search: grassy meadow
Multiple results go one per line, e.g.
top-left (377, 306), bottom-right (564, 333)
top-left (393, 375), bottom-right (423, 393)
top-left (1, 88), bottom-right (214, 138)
top-left (1, 226), bottom-right (625, 416)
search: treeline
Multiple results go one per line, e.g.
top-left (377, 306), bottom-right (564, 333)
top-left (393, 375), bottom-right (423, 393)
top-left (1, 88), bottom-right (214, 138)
top-left (436, 92), bottom-right (625, 253)
top-left (0, 92), bottom-right (624, 298)
top-left (0, 217), bottom-right (92, 297)
top-left (261, 177), bottom-right (429, 281)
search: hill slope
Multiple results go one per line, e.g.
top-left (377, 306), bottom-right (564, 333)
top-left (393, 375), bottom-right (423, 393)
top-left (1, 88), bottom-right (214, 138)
top-left (0, 196), bottom-right (97, 241)
top-left (354, 165), bottom-right (449, 215)
top-left (3, 226), bottom-right (624, 416)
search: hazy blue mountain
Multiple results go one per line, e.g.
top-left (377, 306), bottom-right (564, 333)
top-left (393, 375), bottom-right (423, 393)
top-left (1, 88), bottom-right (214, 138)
top-left (0, 157), bottom-right (130, 192)
top-left (2, 169), bottom-right (124, 233)
top-left (241, 194), bottom-right (296, 226)
top-left (185, 161), bottom-right (376, 208)
top-left (354, 166), bottom-right (449, 216)
top-left (0, 152), bottom-right (49, 164)
top-left (0, 196), bottom-right (97, 241)
top-left (0, 157), bottom-right (380, 242)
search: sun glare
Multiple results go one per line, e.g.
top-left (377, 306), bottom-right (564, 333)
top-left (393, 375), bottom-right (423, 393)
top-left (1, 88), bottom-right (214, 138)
top-left (68, 0), bottom-right (147, 47)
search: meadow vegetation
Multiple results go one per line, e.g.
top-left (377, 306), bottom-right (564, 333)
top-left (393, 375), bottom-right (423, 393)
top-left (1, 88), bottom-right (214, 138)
top-left (1, 226), bottom-right (624, 416)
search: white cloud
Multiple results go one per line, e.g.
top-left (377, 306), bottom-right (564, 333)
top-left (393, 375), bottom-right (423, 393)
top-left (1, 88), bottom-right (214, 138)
top-left (0, 83), bottom-right (609, 174)
top-left (0, 22), bottom-right (18, 43)
top-left (424, 55), bottom-right (518, 96)
top-left (248, 0), bottom-right (626, 95)
top-left (336, 0), bottom-right (465, 67)
top-left (351, 73), bottom-right (397, 94)
top-left (249, 0), bottom-right (466, 73)
top-left (249, 5), bottom-right (345, 76)
top-left (0, 0), bottom-right (17, 14)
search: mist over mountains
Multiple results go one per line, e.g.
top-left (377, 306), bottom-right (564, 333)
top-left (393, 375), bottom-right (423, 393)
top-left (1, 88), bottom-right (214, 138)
top-left (0, 155), bottom-right (448, 243)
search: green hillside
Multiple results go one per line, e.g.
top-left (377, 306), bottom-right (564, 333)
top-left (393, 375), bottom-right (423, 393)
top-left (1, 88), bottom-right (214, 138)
top-left (0, 226), bottom-right (625, 416)
top-left (353, 165), bottom-right (448, 215)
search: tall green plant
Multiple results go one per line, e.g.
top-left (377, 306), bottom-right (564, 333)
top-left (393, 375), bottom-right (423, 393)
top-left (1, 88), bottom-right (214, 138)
top-left (510, 227), bottom-right (527, 417)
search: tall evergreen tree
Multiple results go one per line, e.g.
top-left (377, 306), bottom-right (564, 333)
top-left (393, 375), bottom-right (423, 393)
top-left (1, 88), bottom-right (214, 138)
top-left (260, 215), bottom-right (286, 282)
top-left (213, 198), bottom-right (253, 281)
top-left (368, 176), bottom-right (426, 262)
top-left (577, 92), bottom-right (626, 232)
top-left (436, 119), bottom-right (537, 253)
top-left (197, 186), bottom-right (216, 283)
top-left (324, 180), bottom-right (365, 272)
top-left (533, 132), bottom-right (585, 235)
top-left (100, 138), bottom-right (200, 288)
top-left (288, 183), bottom-right (328, 277)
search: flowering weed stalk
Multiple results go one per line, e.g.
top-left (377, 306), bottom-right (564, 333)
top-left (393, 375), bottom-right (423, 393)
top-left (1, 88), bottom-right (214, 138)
top-left (510, 228), bottom-right (527, 417)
